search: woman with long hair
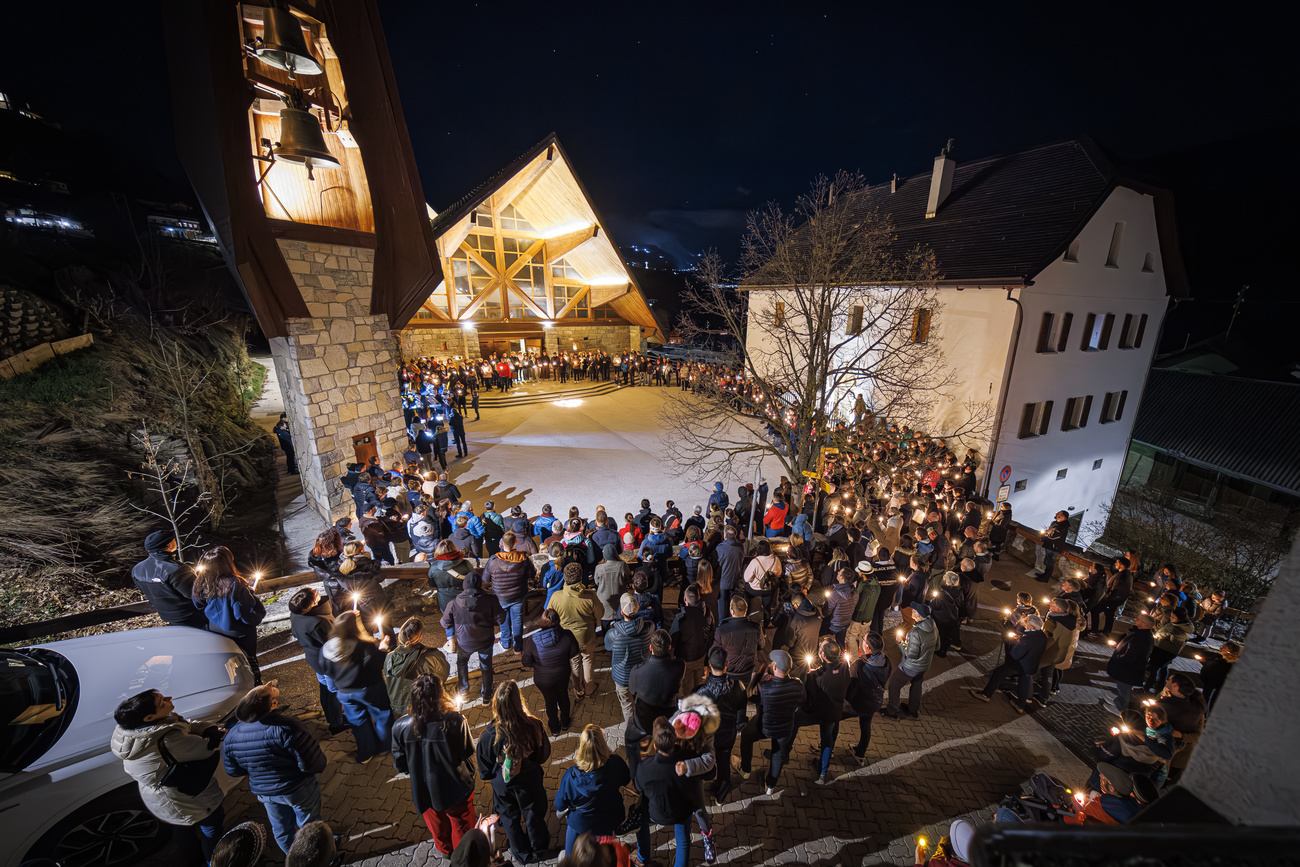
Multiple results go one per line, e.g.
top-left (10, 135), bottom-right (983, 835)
top-left (320, 611), bottom-right (394, 764)
top-left (308, 529), bottom-right (348, 613)
top-left (554, 724), bottom-right (630, 855)
top-left (392, 675), bottom-right (477, 855)
top-left (338, 540), bottom-right (393, 641)
top-left (694, 560), bottom-right (718, 629)
top-left (192, 546), bottom-right (265, 684)
top-left (475, 681), bottom-right (552, 863)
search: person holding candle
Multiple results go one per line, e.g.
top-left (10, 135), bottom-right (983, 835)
top-left (969, 614), bottom-right (1046, 713)
top-left (823, 568), bottom-right (859, 649)
top-left (336, 540), bottom-right (394, 642)
top-left (738, 649), bottom-right (806, 795)
top-left (797, 637), bottom-right (851, 786)
top-left (193, 546), bottom-right (266, 685)
top-left (385, 617), bottom-right (451, 718)
top-left (288, 587), bottom-right (348, 735)
top-left (930, 573), bottom-right (963, 658)
top-left (1144, 607), bottom-right (1194, 694)
top-left (1085, 558), bottom-right (1134, 639)
top-left (883, 603), bottom-right (937, 719)
top-left (476, 681), bottom-right (554, 863)
top-left (392, 675), bottom-right (477, 856)
top-left (320, 611), bottom-right (393, 764)
top-left (1104, 614), bottom-right (1155, 715)
top-left (1198, 641), bottom-right (1239, 714)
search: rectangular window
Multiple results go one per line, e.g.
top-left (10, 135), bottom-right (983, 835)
top-left (1056, 468), bottom-right (1068, 480)
top-left (1036, 312), bottom-right (1075, 354)
top-left (1133, 313), bottom-right (1147, 348)
top-left (1142, 253), bottom-right (1155, 273)
top-left (1036, 313), bottom-right (1056, 353)
top-left (1063, 239), bottom-right (1080, 262)
top-left (1119, 314), bottom-right (1135, 349)
top-left (847, 305), bottom-right (863, 336)
top-left (1056, 312), bottom-right (1073, 352)
top-left (1018, 400), bottom-right (1053, 439)
top-left (911, 308), bottom-right (932, 343)
top-left (1081, 313), bottom-right (1115, 351)
top-left (1100, 389), bottom-right (1129, 423)
top-left (1106, 221), bottom-right (1126, 268)
top-left (1060, 395), bottom-right (1093, 431)
top-left (1118, 313), bottom-right (1148, 350)
top-left (773, 301), bottom-right (785, 327)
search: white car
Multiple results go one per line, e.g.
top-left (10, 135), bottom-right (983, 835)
top-left (1, 626), bottom-right (254, 867)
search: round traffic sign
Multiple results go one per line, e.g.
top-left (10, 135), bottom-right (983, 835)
top-left (999, 465), bottom-right (1012, 484)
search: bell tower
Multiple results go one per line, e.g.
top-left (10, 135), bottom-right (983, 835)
top-left (164, 0), bottom-right (442, 525)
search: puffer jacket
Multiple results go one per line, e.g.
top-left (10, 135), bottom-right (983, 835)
top-left (758, 674), bottom-right (805, 738)
top-left (440, 574), bottom-right (504, 653)
top-left (408, 515), bottom-right (441, 558)
top-left (522, 625), bottom-right (581, 687)
top-left (482, 550), bottom-right (536, 604)
top-left (337, 555), bottom-right (388, 609)
top-left (319, 636), bottom-right (388, 694)
top-left (309, 553), bottom-right (349, 611)
top-left (221, 713), bottom-right (327, 796)
top-left (899, 617), bottom-right (937, 676)
top-left (603, 617), bottom-right (655, 686)
top-left (111, 716), bottom-right (223, 825)
top-left (384, 645), bottom-right (450, 716)
top-left (825, 582), bottom-right (859, 633)
top-left (847, 652), bottom-right (892, 715)
top-left (428, 555), bottom-right (474, 612)
top-left (391, 711), bottom-right (475, 814)
top-left (450, 525), bottom-right (482, 560)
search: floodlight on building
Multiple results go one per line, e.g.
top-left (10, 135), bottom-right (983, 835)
top-left (539, 220), bottom-right (594, 239)
top-left (461, 321), bottom-right (476, 330)
top-left (541, 321), bottom-right (553, 329)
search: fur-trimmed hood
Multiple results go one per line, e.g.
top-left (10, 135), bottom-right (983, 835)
top-left (672, 692), bottom-right (721, 737)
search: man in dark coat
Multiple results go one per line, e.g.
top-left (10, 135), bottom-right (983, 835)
top-left (440, 574), bottom-right (505, 702)
top-left (287, 587), bottom-right (347, 734)
top-left (1087, 557), bottom-right (1135, 638)
top-left (711, 595), bottom-right (762, 684)
top-left (739, 649), bottom-right (806, 794)
top-left (131, 531), bottom-right (209, 629)
top-left (694, 647), bottom-right (748, 803)
top-left (272, 413), bottom-right (298, 474)
top-left (625, 630), bottom-right (684, 785)
top-left (795, 638), bottom-right (851, 785)
top-left (1104, 614), bottom-right (1155, 715)
top-left (449, 410), bottom-right (468, 458)
top-left (1034, 510), bottom-right (1070, 582)
top-left (847, 632), bottom-right (891, 763)
top-left (969, 615), bottom-right (1048, 712)
top-left (714, 527), bottom-right (745, 623)
top-left (670, 585), bottom-right (712, 693)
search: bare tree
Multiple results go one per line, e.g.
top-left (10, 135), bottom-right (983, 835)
top-left (127, 426), bottom-right (212, 561)
top-left (661, 171), bottom-right (989, 484)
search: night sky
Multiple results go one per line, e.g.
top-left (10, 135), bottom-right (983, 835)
top-left (0, 2), bottom-right (1293, 289)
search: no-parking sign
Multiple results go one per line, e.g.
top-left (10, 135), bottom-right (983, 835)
top-left (999, 465), bottom-right (1012, 484)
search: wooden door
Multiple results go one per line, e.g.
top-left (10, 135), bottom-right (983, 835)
top-left (352, 430), bottom-right (377, 466)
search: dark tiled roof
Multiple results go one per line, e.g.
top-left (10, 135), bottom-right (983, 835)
top-left (427, 133), bottom-right (559, 238)
top-left (1132, 369), bottom-right (1300, 496)
top-left (852, 138), bottom-right (1113, 283)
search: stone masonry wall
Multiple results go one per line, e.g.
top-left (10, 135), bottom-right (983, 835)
top-left (398, 326), bottom-right (479, 362)
top-left (543, 324), bottom-right (641, 355)
top-left (272, 239), bottom-right (407, 525)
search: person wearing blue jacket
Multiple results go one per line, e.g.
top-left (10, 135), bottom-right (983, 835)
top-left (555, 725), bottom-right (630, 855)
top-left (319, 612), bottom-right (394, 763)
top-left (221, 683), bottom-right (327, 853)
top-left (707, 482), bottom-right (729, 513)
top-left (192, 547), bottom-right (266, 684)
top-left (456, 502), bottom-right (486, 540)
top-left (533, 505), bottom-right (558, 541)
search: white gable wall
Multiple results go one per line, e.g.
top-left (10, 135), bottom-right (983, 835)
top-left (991, 187), bottom-right (1169, 545)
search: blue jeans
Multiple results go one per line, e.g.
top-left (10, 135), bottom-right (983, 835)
top-left (338, 681), bottom-right (394, 762)
top-left (259, 777), bottom-right (322, 853)
top-left (457, 647), bottom-right (495, 700)
top-left (315, 672), bottom-right (346, 731)
top-left (637, 818), bottom-right (691, 867)
top-left (500, 601), bottom-right (525, 651)
top-left (195, 804), bottom-right (224, 861)
top-left (1040, 548), bottom-right (1059, 577)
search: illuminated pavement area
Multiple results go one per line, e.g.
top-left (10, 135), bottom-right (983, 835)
top-left (196, 385), bottom-right (1203, 866)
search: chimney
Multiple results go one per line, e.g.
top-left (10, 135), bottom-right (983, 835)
top-left (890, 173), bottom-right (899, 194)
top-left (925, 138), bottom-right (956, 219)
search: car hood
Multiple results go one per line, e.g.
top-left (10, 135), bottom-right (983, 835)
top-left (28, 626), bottom-right (252, 772)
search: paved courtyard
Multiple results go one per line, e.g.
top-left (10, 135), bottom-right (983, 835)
top-left (219, 384), bottom-right (1199, 866)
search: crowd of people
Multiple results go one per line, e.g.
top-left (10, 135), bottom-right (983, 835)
top-left (119, 414), bottom-right (1245, 867)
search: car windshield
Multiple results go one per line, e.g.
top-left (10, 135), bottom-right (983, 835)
top-left (0, 648), bottom-right (79, 773)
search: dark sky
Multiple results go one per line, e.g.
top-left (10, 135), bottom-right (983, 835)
top-left (0, 2), bottom-right (1291, 271)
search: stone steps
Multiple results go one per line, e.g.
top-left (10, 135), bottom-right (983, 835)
top-left (474, 379), bottom-right (626, 408)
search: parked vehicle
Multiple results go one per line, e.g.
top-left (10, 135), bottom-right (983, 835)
top-left (1, 626), bottom-right (255, 867)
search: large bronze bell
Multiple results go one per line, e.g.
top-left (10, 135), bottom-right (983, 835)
top-left (256, 6), bottom-right (323, 79)
top-left (275, 106), bottom-right (340, 179)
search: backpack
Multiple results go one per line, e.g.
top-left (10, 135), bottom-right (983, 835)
top-left (558, 541), bottom-right (587, 574)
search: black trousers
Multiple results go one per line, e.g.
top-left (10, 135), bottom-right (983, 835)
top-left (536, 678), bottom-right (571, 734)
top-left (713, 727), bottom-right (737, 800)
top-left (981, 660), bottom-right (1032, 707)
top-left (1090, 601), bottom-right (1120, 635)
top-left (852, 709), bottom-right (875, 755)
top-left (494, 777), bottom-right (550, 861)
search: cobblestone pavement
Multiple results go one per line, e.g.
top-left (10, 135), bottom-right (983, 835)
top-left (204, 546), bottom-right (1184, 867)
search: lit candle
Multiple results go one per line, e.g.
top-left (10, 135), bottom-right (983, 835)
top-left (1042, 597), bottom-right (1050, 605)
top-left (1120, 725), bottom-right (1130, 733)
top-left (918, 838), bottom-right (927, 848)
top-left (1107, 639), bottom-right (1117, 647)
top-left (1003, 607), bottom-right (1011, 616)
top-left (1110, 727), bottom-right (1120, 735)
top-left (804, 654), bottom-right (814, 668)
top-left (453, 693), bottom-right (465, 710)
top-left (1074, 792), bottom-right (1086, 805)
top-left (895, 629), bottom-right (904, 641)
top-left (1006, 631), bottom-right (1017, 639)
top-left (1194, 654), bottom-right (1202, 661)
top-left (931, 590), bottom-right (939, 598)
top-left (352, 593), bottom-right (360, 613)
top-left (252, 571), bottom-right (263, 590)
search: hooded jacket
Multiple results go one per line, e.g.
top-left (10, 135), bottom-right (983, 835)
top-left (449, 525), bottom-right (482, 560)
top-left (1154, 619), bottom-right (1195, 655)
top-left (707, 483), bottom-right (729, 513)
top-left (391, 710), bottom-right (476, 814)
top-left (428, 554), bottom-right (474, 611)
top-left (899, 617), bottom-right (937, 677)
top-left (603, 617), bottom-right (655, 686)
top-left (851, 576), bottom-right (882, 623)
top-left (847, 652), bottom-right (892, 714)
top-left (825, 581), bottom-right (859, 632)
top-left (384, 644), bottom-right (450, 716)
top-left (482, 549), bottom-right (536, 604)
top-left (309, 553), bottom-right (350, 612)
top-left (714, 539), bottom-right (744, 591)
top-left (554, 753), bottom-right (631, 836)
top-left (440, 575), bottom-right (505, 653)
top-left (111, 716), bottom-right (223, 825)
top-left (131, 548), bottom-right (208, 629)
top-left (408, 515), bottom-right (441, 558)
top-left (289, 600), bottom-right (335, 675)
top-left (521, 625), bottom-right (581, 686)
top-left (221, 712), bottom-right (327, 796)
top-left (548, 582), bottom-right (605, 648)
top-left (320, 636), bottom-right (388, 694)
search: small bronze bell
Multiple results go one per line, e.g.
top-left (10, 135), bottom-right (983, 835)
top-left (255, 6), bottom-right (323, 79)
top-left (275, 107), bottom-right (340, 180)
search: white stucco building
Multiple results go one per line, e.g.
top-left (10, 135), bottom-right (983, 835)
top-left (743, 138), bottom-right (1188, 545)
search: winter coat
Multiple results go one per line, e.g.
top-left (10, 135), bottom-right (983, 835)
top-left (1039, 613), bottom-right (1077, 670)
top-left (482, 550), bottom-right (536, 605)
top-left (670, 604), bottom-right (710, 663)
top-left (851, 577), bottom-right (882, 623)
top-left (391, 711), bottom-right (476, 813)
top-left (637, 750), bottom-right (703, 826)
top-left (803, 660), bottom-right (851, 724)
top-left (310, 553), bottom-right (350, 611)
top-left (899, 569), bottom-right (929, 609)
top-left (111, 716), bottom-right (223, 825)
top-left (320, 637), bottom-right (388, 695)
top-left (221, 713), bottom-right (327, 796)
top-left (847, 653), bottom-right (892, 715)
top-left (384, 645), bottom-right (450, 716)
top-left (533, 513), bottom-right (558, 538)
top-left (290, 602), bottom-right (335, 674)
top-left (791, 513), bottom-right (813, 542)
top-left (450, 526), bottom-right (482, 560)
top-left (196, 578), bottom-right (264, 646)
top-left (408, 515), bottom-right (441, 558)
top-left (548, 583), bottom-right (605, 648)
top-left (476, 718), bottom-right (551, 796)
top-left (694, 673), bottom-right (748, 739)
top-left (899, 617), bottom-right (937, 677)
top-left (714, 539), bottom-right (744, 591)
top-left (825, 582), bottom-right (859, 633)
top-left (132, 553), bottom-right (208, 628)
top-left (521, 625), bottom-right (581, 687)
top-left (1199, 655), bottom-right (1233, 691)
top-left (1103, 568), bottom-right (1134, 606)
top-left (707, 483), bottom-right (729, 513)
top-left (757, 674), bottom-right (805, 738)
top-left (428, 555), bottom-right (474, 612)
top-left (603, 618), bottom-right (655, 686)
top-left (554, 755), bottom-right (631, 836)
top-left (336, 555), bottom-right (389, 611)
top-left (353, 481), bottom-right (380, 516)
top-left (440, 575), bottom-right (505, 653)
top-left (593, 559), bottom-right (629, 617)
top-left (711, 616), bottom-right (762, 678)
top-left (628, 654), bottom-right (686, 735)
top-left (785, 610), bottom-right (822, 665)
top-left (1154, 620), bottom-right (1195, 655)
top-left (1106, 627), bottom-right (1155, 685)
top-left (1008, 629), bottom-right (1048, 674)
